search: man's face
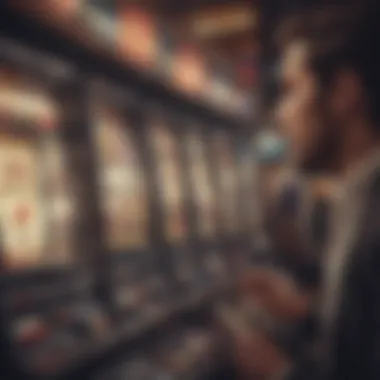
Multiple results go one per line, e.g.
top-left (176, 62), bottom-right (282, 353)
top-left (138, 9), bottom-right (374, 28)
top-left (276, 43), bottom-right (339, 174)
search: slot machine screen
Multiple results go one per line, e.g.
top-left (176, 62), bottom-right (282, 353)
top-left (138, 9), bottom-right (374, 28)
top-left (147, 112), bottom-right (186, 244)
top-left (185, 129), bottom-right (215, 239)
top-left (92, 105), bottom-right (149, 252)
top-left (0, 67), bottom-right (76, 271)
top-left (212, 131), bottom-right (239, 235)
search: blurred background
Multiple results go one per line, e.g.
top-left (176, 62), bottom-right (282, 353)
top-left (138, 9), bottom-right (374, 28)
top-left (0, 1), bottom-right (335, 380)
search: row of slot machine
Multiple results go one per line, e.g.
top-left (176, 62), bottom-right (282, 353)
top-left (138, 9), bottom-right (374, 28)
top-left (0, 38), bottom-right (257, 380)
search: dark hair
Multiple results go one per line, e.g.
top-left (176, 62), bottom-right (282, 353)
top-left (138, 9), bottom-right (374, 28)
top-left (276, 4), bottom-right (380, 125)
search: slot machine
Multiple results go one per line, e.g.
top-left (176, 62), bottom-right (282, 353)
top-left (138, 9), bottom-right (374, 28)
top-left (208, 128), bottom-right (241, 276)
top-left (0, 40), bottom-right (108, 379)
top-left (234, 134), bottom-right (260, 268)
top-left (143, 105), bottom-right (198, 300)
top-left (182, 121), bottom-right (227, 290)
top-left (89, 81), bottom-right (170, 325)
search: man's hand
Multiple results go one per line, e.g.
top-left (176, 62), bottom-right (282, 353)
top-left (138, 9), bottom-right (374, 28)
top-left (233, 328), bottom-right (291, 380)
top-left (240, 268), bottom-right (311, 322)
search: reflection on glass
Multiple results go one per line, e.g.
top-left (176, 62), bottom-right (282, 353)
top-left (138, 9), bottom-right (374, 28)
top-left (186, 131), bottom-right (215, 238)
top-left (148, 120), bottom-right (186, 243)
top-left (94, 107), bottom-right (148, 251)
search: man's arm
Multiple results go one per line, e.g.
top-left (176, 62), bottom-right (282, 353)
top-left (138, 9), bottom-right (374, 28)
top-left (228, 269), bottom-right (316, 379)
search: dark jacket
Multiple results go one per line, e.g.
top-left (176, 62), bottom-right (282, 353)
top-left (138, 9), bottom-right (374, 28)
top-left (293, 164), bottom-right (380, 380)
top-left (324, 172), bottom-right (380, 380)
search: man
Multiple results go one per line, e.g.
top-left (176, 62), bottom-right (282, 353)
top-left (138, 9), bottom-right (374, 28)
top-left (234, 4), bottom-right (380, 380)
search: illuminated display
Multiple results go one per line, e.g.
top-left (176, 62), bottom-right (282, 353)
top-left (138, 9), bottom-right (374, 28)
top-left (172, 46), bottom-right (206, 96)
top-left (94, 107), bottom-right (148, 251)
top-left (148, 119), bottom-right (186, 243)
top-left (0, 69), bottom-right (75, 270)
top-left (0, 138), bottom-right (46, 269)
top-left (119, 7), bottom-right (157, 69)
top-left (186, 130), bottom-right (215, 238)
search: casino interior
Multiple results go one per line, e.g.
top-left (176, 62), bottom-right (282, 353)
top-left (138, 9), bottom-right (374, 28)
top-left (0, 1), bottom-right (335, 380)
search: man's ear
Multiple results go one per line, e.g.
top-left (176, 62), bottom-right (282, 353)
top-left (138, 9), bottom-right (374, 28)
top-left (329, 69), bottom-right (364, 117)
